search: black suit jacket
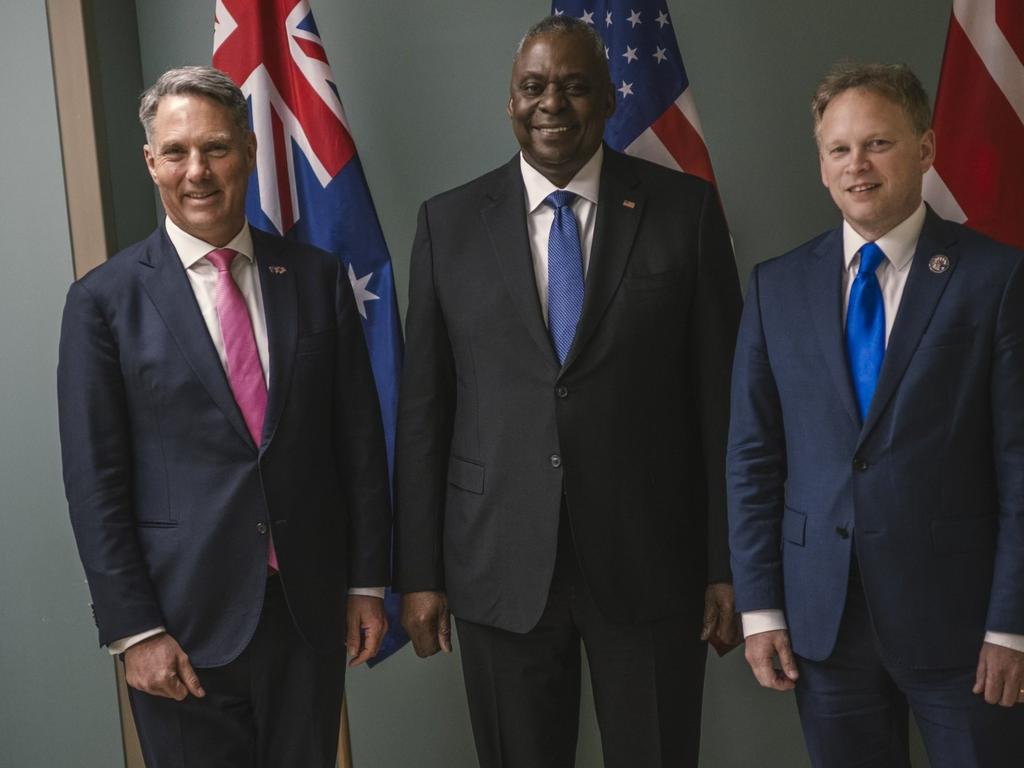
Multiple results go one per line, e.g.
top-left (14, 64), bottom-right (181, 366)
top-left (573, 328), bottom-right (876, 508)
top-left (58, 226), bottom-right (391, 667)
top-left (395, 148), bottom-right (741, 632)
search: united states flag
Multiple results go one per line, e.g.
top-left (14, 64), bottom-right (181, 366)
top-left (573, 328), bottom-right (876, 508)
top-left (212, 0), bottom-right (407, 664)
top-left (552, 1), bottom-right (717, 184)
top-left (924, 0), bottom-right (1024, 250)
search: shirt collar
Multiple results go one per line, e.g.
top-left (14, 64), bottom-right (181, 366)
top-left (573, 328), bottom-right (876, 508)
top-left (520, 144), bottom-right (603, 214)
top-left (842, 202), bottom-right (926, 274)
top-left (165, 216), bottom-right (255, 270)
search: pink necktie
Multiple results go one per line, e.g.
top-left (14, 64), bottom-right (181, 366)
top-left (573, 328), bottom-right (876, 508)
top-left (206, 248), bottom-right (278, 571)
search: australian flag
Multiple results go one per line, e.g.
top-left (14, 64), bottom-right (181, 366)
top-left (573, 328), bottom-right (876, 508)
top-left (213, 0), bottom-right (407, 664)
top-left (552, 1), bottom-right (718, 185)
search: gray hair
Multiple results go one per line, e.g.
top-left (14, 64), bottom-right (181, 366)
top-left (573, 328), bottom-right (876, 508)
top-left (514, 15), bottom-right (609, 80)
top-left (139, 66), bottom-right (250, 143)
top-left (812, 62), bottom-right (932, 139)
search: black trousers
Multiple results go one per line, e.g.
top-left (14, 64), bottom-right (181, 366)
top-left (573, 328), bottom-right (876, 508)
top-left (456, 517), bottom-right (708, 768)
top-left (127, 576), bottom-right (347, 768)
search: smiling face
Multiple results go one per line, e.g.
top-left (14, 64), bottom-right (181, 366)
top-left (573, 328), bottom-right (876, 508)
top-left (817, 87), bottom-right (935, 241)
top-left (508, 31), bottom-right (615, 188)
top-left (143, 94), bottom-right (256, 246)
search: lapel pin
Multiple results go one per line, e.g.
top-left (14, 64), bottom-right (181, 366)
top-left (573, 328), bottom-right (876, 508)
top-left (928, 255), bottom-right (950, 274)
top-left (622, 199), bottom-right (636, 209)
top-left (268, 265), bottom-right (287, 275)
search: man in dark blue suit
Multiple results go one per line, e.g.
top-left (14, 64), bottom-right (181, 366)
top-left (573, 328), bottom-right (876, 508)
top-left (57, 67), bottom-right (391, 766)
top-left (727, 62), bottom-right (1024, 767)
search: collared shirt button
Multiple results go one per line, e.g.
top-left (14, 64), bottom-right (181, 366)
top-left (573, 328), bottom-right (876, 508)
top-left (550, 454), bottom-right (562, 468)
top-left (256, 522), bottom-right (268, 535)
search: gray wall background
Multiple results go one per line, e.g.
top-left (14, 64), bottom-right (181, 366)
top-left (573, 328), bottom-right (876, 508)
top-left (1, 0), bottom-right (950, 765)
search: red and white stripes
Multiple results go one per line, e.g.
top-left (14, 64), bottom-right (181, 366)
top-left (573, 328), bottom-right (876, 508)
top-left (924, 0), bottom-right (1024, 250)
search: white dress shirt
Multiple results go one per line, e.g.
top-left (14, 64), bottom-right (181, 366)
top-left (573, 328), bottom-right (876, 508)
top-left (741, 204), bottom-right (1024, 653)
top-left (521, 146), bottom-right (603, 325)
top-left (109, 218), bottom-right (382, 655)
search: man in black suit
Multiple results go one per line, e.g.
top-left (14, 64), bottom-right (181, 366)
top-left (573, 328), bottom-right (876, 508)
top-left (57, 67), bottom-right (391, 766)
top-left (395, 17), bottom-right (742, 767)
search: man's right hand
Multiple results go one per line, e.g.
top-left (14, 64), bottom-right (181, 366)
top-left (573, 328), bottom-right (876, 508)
top-left (401, 591), bottom-right (452, 657)
top-left (744, 629), bottom-right (799, 691)
top-left (123, 632), bottom-right (205, 700)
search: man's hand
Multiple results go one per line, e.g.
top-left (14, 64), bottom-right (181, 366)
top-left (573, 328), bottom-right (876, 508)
top-left (973, 642), bottom-right (1024, 706)
top-left (701, 582), bottom-right (741, 649)
top-left (744, 629), bottom-right (799, 691)
top-left (401, 591), bottom-right (451, 657)
top-left (346, 595), bottom-right (388, 667)
top-left (123, 632), bottom-right (204, 701)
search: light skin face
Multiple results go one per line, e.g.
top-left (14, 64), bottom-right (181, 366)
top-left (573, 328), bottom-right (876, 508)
top-left (817, 87), bottom-right (935, 241)
top-left (508, 31), bottom-right (616, 188)
top-left (144, 94), bottom-right (256, 247)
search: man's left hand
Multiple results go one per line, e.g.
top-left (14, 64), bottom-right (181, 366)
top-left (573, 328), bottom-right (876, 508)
top-left (701, 582), bottom-right (741, 649)
top-left (973, 642), bottom-right (1024, 706)
top-left (346, 595), bottom-right (388, 667)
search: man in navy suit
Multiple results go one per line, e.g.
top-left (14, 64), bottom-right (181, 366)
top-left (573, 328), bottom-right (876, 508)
top-left (57, 67), bottom-right (391, 767)
top-left (727, 62), bottom-right (1024, 767)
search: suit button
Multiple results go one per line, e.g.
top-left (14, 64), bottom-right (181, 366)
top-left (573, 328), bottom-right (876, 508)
top-left (550, 454), bottom-right (562, 468)
top-left (835, 526), bottom-right (850, 539)
top-left (256, 522), bottom-right (268, 535)
top-left (852, 457), bottom-right (869, 472)
top-left (555, 385), bottom-right (569, 399)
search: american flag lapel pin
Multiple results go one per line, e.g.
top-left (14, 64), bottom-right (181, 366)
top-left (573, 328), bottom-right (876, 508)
top-left (268, 265), bottom-right (287, 275)
top-left (622, 199), bottom-right (636, 209)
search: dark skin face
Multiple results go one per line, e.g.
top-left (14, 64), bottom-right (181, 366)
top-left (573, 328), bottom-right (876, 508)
top-left (508, 31), bottom-right (616, 188)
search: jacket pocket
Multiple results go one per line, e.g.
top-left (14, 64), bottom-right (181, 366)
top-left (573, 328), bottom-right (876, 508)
top-left (447, 456), bottom-right (485, 494)
top-left (918, 324), bottom-right (973, 349)
top-left (931, 516), bottom-right (996, 554)
top-left (783, 507), bottom-right (807, 546)
top-left (296, 328), bottom-right (334, 356)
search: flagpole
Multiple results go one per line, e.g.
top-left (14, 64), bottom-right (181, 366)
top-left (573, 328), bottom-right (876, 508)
top-left (338, 693), bottom-right (354, 768)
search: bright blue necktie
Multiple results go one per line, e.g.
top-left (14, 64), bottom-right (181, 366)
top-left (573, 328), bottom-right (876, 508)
top-left (545, 191), bottom-right (584, 364)
top-left (846, 242), bottom-right (886, 421)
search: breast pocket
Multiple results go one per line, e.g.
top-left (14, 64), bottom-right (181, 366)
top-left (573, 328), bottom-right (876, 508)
top-left (917, 324), bottom-right (973, 350)
top-left (296, 328), bottom-right (334, 356)
top-left (622, 268), bottom-right (683, 293)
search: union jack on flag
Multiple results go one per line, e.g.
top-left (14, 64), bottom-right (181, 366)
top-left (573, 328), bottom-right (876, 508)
top-left (552, 1), bottom-right (718, 185)
top-left (212, 0), bottom-right (407, 664)
top-left (924, 0), bottom-right (1024, 250)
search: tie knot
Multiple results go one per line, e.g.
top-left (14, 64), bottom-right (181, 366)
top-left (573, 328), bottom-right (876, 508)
top-left (858, 242), bottom-right (886, 278)
top-left (206, 248), bottom-right (238, 272)
top-left (544, 190), bottom-right (577, 210)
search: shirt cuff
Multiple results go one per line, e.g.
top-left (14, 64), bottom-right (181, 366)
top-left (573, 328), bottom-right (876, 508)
top-left (107, 626), bottom-right (166, 656)
top-left (741, 609), bottom-right (787, 639)
top-left (348, 587), bottom-right (386, 599)
top-left (984, 631), bottom-right (1024, 653)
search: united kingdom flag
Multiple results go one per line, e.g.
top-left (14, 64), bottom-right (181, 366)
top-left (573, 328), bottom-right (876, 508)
top-left (213, 0), bottom-right (407, 664)
top-left (552, 1), bottom-right (718, 185)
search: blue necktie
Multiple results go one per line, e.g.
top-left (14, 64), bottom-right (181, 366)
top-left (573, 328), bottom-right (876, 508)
top-left (846, 242), bottom-right (886, 421)
top-left (545, 191), bottom-right (585, 364)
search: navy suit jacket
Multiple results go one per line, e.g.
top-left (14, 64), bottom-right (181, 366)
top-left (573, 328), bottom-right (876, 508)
top-left (58, 226), bottom-right (391, 667)
top-left (727, 208), bottom-right (1024, 668)
top-left (395, 148), bottom-right (741, 633)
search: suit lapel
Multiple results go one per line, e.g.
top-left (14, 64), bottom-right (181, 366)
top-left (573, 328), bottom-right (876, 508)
top-left (480, 157), bottom-right (560, 370)
top-left (859, 209), bottom-right (959, 440)
top-left (805, 230), bottom-right (862, 430)
top-left (253, 229), bottom-right (297, 451)
top-left (561, 148), bottom-right (643, 371)
top-left (139, 228), bottom-right (254, 448)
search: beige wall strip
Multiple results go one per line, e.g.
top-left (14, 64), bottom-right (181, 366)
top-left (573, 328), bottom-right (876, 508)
top-left (46, 0), bottom-right (112, 279)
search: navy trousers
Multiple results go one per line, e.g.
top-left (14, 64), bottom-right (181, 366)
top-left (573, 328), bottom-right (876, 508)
top-left (794, 561), bottom-right (1024, 768)
top-left (127, 576), bottom-right (347, 768)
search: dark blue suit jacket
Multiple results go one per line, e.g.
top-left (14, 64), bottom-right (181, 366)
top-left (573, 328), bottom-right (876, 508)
top-left (58, 226), bottom-right (391, 667)
top-left (727, 208), bottom-right (1024, 668)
